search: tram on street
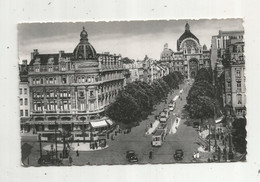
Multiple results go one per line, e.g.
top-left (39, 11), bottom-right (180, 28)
top-left (152, 129), bottom-right (166, 147)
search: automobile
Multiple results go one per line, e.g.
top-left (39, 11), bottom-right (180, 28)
top-left (173, 149), bottom-right (184, 161)
top-left (126, 150), bottom-right (138, 163)
top-left (159, 116), bottom-right (167, 123)
top-left (38, 155), bottom-right (63, 166)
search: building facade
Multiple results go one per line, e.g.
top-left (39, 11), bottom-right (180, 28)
top-left (19, 60), bottom-right (30, 132)
top-left (160, 23), bottom-right (211, 79)
top-left (222, 35), bottom-right (245, 116)
top-left (26, 27), bottom-right (125, 134)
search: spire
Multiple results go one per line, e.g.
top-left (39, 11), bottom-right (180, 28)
top-left (164, 43), bottom-right (168, 49)
top-left (185, 22), bottom-right (190, 32)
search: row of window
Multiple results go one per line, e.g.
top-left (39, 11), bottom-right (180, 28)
top-left (20, 98), bottom-right (28, 106)
top-left (20, 109), bottom-right (29, 116)
top-left (226, 94), bottom-right (243, 105)
top-left (19, 88), bottom-right (28, 95)
top-left (226, 80), bottom-right (242, 90)
top-left (34, 64), bottom-right (69, 73)
top-left (33, 90), bottom-right (71, 99)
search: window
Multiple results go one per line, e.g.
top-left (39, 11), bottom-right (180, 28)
top-left (25, 110), bottom-right (28, 116)
top-left (79, 91), bottom-right (84, 98)
top-left (227, 94), bottom-right (231, 104)
top-left (25, 98), bottom-right (28, 105)
top-left (227, 81), bottom-right (231, 88)
top-left (237, 81), bottom-right (241, 91)
top-left (90, 90), bottom-right (94, 97)
top-left (236, 70), bottom-right (241, 77)
top-left (48, 66), bottom-right (53, 72)
top-left (80, 102), bottom-right (85, 110)
top-left (20, 99), bottom-right (23, 105)
top-left (20, 110), bottom-right (23, 116)
top-left (62, 77), bottom-right (67, 84)
top-left (61, 65), bottom-right (66, 71)
top-left (237, 94), bottom-right (242, 104)
top-left (24, 88), bottom-right (27, 94)
top-left (35, 67), bottom-right (39, 72)
top-left (20, 88), bottom-right (22, 95)
top-left (40, 78), bottom-right (43, 84)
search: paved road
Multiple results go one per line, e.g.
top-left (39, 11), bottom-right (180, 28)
top-left (21, 81), bottom-right (201, 166)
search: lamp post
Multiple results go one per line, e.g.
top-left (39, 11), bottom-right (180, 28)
top-left (81, 117), bottom-right (85, 144)
top-left (39, 133), bottom-right (42, 158)
top-left (54, 120), bottom-right (58, 160)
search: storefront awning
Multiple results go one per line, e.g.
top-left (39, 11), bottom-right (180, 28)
top-left (106, 119), bottom-right (113, 126)
top-left (90, 120), bottom-right (108, 128)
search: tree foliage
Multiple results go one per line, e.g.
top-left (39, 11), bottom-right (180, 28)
top-left (232, 117), bottom-right (247, 153)
top-left (105, 71), bottom-right (184, 127)
top-left (185, 68), bottom-right (220, 123)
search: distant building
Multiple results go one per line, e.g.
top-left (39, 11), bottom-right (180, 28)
top-left (160, 23), bottom-right (211, 79)
top-left (19, 60), bottom-right (30, 132)
top-left (26, 27), bottom-right (125, 135)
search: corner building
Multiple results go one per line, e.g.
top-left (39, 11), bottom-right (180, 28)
top-left (27, 27), bottom-right (125, 133)
top-left (160, 23), bottom-right (211, 79)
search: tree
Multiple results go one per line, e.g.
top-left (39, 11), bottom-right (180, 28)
top-left (232, 117), bottom-right (247, 153)
top-left (194, 68), bottom-right (213, 84)
top-left (106, 91), bottom-right (141, 125)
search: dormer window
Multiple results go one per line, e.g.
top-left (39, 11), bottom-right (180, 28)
top-left (48, 66), bottom-right (53, 72)
top-left (61, 64), bottom-right (66, 71)
top-left (35, 67), bottom-right (40, 72)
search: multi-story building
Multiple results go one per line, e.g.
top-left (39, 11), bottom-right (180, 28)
top-left (160, 23), bottom-right (211, 79)
top-left (19, 60), bottom-right (30, 132)
top-left (211, 30), bottom-right (244, 77)
top-left (222, 37), bottom-right (245, 116)
top-left (26, 27), bottom-right (125, 134)
top-left (211, 30), bottom-right (245, 116)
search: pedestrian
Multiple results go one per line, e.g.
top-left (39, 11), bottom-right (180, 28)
top-left (208, 158), bottom-right (211, 162)
top-left (69, 156), bottom-right (73, 165)
top-left (150, 123), bottom-right (153, 128)
top-left (213, 155), bottom-right (216, 161)
top-left (76, 150), bottom-right (79, 157)
top-left (149, 151), bottom-right (153, 159)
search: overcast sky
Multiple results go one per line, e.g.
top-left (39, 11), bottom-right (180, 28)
top-left (18, 19), bottom-right (243, 62)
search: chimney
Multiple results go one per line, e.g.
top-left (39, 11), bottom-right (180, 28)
top-left (59, 50), bottom-right (65, 58)
top-left (31, 49), bottom-right (39, 60)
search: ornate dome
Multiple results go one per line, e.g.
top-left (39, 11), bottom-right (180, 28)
top-left (160, 43), bottom-right (173, 59)
top-left (177, 23), bottom-right (200, 51)
top-left (73, 27), bottom-right (97, 60)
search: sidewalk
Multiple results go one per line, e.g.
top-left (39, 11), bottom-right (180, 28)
top-left (146, 120), bottom-right (160, 135)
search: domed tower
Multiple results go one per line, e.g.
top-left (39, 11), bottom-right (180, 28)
top-left (160, 43), bottom-right (173, 60)
top-left (73, 27), bottom-right (97, 60)
top-left (177, 22), bottom-right (200, 51)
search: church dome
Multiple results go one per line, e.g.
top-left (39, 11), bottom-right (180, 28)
top-left (73, 27), bottom-right (97, 60)
top-left (177, 23), bottom-right (200, 51)
top-left (160, 43), bottom-right (173, 59)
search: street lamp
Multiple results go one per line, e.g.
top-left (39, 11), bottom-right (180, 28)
top-left (81, 117), bottom-right (86, 144)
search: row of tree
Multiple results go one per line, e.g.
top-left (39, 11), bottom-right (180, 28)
top-left (105, 71), bottom-right (184, 127)
top-left (185, 68), bottom-right (220, 125)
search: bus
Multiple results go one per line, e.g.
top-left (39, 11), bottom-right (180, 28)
top-left (152, 129), bottom-right (166, 147)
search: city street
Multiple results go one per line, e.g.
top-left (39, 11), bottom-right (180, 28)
top-left (21, 81), bottom-right (205, 166)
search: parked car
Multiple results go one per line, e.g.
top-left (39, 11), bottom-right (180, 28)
top-left (173, 149), bottom-right (184, 161)
top-left (38, 155), bottom-right (63, 166)
top-left (126, 150), bottom-right (138, 163)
